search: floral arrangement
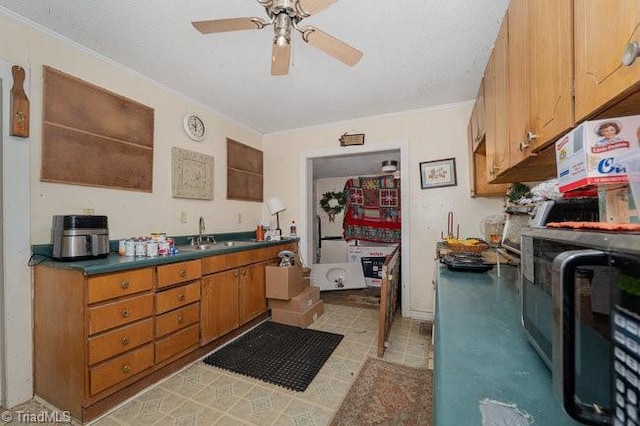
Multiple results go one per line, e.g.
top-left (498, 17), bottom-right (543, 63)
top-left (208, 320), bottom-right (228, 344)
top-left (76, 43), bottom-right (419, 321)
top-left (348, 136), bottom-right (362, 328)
top-left (320, 191), bottom-right (347, 222)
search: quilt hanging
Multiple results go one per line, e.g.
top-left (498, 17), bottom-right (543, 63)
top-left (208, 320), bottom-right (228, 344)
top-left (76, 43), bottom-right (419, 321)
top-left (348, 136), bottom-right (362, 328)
top-left (343, 175), bottom-right (401, 243)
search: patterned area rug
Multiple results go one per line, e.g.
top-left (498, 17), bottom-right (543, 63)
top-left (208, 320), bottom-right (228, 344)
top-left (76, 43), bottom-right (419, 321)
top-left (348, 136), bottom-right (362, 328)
top-left (331, 357), bottom-right (433, 425)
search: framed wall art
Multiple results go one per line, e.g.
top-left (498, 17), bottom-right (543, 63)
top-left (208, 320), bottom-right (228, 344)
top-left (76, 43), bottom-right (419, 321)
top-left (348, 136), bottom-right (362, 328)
top-left (419, 157), bottom-right (457, 189)
top-left (171, 147), bottom-right (214, 200)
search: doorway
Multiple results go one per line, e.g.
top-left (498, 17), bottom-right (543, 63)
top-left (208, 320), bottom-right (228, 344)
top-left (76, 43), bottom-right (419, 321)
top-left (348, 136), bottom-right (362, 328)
top-left (299, 140), bottom-right (410, 317)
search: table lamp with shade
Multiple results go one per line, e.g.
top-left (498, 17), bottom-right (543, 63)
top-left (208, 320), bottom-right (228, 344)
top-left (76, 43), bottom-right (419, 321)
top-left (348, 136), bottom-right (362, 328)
top-left (266, 197), bottom-right (286, 235)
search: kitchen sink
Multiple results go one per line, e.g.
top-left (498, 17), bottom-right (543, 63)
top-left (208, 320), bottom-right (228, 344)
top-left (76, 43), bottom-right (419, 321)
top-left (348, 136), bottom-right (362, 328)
top-left (178, 240), bottom-right (256, 252)
top-left (216, 240), bottom-right (256, 247)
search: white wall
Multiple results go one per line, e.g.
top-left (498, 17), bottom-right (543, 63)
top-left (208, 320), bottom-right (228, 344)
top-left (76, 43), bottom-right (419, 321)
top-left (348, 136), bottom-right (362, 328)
top-left (263, 104), bottom-right (505, 317)
top-left (0, 11), bottom-right (265, 245)
top-left (0, 5), bottom-right (508, 408)
top-left (0, 10), bottom-right (266, 408)
top-left (0, 59), bottom-right (32, 408)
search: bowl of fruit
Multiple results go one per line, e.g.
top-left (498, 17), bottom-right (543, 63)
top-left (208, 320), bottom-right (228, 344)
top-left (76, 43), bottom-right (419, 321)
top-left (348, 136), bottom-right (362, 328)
top-left (444, 236), bottom-right (489, 253)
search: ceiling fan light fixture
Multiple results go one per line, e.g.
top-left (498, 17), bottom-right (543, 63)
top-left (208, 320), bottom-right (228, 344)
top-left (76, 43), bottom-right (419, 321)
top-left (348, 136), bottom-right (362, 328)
top-left (192, 0), bottom-right (361, 73)
top-left (275, 34), bottom-right (289, 46)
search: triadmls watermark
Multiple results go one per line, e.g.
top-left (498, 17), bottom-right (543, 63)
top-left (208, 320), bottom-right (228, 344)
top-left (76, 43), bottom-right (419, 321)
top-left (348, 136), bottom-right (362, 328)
top-left (2, 410), bottom-right (71, 423)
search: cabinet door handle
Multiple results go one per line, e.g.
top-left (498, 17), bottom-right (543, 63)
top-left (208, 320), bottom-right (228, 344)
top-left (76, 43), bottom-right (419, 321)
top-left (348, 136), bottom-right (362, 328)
top-left (179, 269), bottom-right (186, 278)
top-left (120, 280), bottom-right (130, 289)
top-left (526, 131), bottom-right (538, 143)
top-left (178, 316), bottom-right (184, 324)
top-left (122, 364), bottom-right (131, 374)
top-left (519, 141), bottom-right (530, 152)
top-left (242, 269), bottom-right (247, 276)
top-left (122, 336), bottom-right (129, 346)
top-left (178, 293), bottom-right (185, 301)
top-left (234, 271), bottom-right (238, 278)
top-left (121, 309), bottom-right (131, 318)
top-left (622, 41), bottom-right (640, 66)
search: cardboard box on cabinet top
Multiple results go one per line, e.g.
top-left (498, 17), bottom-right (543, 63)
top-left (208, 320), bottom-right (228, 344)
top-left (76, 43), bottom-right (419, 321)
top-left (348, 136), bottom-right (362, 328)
top-left (265, 265), bottom-right (306, 300)
top-left (268, 285), bottom-right (320, 312)
top-left (270, 300), bottom-right (324, 328)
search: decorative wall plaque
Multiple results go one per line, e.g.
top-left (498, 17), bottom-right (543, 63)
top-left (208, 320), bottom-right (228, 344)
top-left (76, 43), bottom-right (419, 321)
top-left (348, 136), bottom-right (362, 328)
top-left (339, 132), bottom-right (365, 146)
top-left (171, 147), bottom-right (214, 200)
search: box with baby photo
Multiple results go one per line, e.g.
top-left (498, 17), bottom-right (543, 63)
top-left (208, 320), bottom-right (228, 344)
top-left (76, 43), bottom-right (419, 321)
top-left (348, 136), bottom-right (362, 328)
top-left (555, 115), bottom-right (640, 193)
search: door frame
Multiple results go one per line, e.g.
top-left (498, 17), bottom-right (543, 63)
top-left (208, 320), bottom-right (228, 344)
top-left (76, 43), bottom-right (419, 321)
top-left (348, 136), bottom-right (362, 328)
top-left (299, 139), bottom-right (411, 317)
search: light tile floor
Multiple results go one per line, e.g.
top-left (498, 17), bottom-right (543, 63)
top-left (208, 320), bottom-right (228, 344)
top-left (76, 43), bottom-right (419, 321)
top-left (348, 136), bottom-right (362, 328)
top-left (2, 304), bottom-right (433, 426)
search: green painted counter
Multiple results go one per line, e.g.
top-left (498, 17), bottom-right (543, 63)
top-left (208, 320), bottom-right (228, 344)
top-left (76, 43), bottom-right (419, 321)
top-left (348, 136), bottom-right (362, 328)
top-left (434, 264), bottom-right (581, 425)
top-left (33, 237), bottom-right (299, 275)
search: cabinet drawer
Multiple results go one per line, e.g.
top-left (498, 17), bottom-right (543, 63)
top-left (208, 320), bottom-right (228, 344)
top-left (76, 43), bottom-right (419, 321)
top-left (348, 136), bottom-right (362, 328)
top-left (155, 302), bottom-right (200, 338)
top-left (89, 343), bottom-right (154, 396)
top-left (88, 318), bottom-right (154, 365)
top-left (89, 293), bottom-right (154, 335)
top-left (88, 268), bottom-right (154, 304)
top-left (202, 248), bottom-right (265, 274)
top-left (155, 281), bottom-right (201, 314)
top-left (157, 260), bottom-right (201, 289)
top-left (266, 243), bottom-right (297, 260)
top-left (155, 324), bottom-right (199, 364)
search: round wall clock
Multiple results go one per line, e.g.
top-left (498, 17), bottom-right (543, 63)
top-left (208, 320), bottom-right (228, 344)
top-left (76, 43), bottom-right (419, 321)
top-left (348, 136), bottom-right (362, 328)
top-left (183, 114), bottom-right (206, 142)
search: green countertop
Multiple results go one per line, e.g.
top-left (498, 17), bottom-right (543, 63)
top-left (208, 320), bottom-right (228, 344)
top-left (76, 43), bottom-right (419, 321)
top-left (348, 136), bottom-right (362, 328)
top-left (434, 264), bottom-right (581, 425)
top-left (33, 237), bottom-right (299, 275)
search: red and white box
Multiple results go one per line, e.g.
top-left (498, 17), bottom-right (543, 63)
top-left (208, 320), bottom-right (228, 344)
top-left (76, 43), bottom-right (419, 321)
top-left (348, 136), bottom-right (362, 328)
top-left (555, 115), bottom-right (640, 193)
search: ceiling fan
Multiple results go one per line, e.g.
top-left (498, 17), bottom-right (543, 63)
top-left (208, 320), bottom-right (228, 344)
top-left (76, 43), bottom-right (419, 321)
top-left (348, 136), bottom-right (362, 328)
top-left (192, 0), bottom-right (363, 76)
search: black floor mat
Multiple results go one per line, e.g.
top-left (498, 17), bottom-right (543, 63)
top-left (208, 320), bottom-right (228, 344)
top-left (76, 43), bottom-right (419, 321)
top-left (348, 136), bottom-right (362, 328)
top-left (203, 321), bottom-right (343, 392)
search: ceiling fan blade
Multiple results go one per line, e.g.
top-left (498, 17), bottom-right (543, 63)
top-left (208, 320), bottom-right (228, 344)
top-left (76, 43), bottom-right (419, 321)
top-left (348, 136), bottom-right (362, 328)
top-left (192, 17), bottom-right (268, 34)
top-left (271, 43), bottom-right (291, 76)
top-left (299, 26), bottom-right (363, 67)
top-left (296, 0), bottom-right (338, 16)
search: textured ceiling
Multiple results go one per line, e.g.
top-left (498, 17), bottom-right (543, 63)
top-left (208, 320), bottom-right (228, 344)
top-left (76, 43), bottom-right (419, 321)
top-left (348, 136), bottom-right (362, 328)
top-left (0, 0), bottom-right (509, 134)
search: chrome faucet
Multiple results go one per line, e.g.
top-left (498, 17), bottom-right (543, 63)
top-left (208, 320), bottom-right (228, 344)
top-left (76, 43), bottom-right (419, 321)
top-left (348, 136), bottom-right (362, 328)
top-left (192, 216), bottom-right (215, 246)
top-left (198, 216), bottom-right (205, 244)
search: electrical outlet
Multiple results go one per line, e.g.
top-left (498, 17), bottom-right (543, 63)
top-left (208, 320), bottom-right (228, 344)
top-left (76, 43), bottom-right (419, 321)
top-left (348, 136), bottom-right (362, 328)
top-left (180, 211), bottom-right (187, 223)
top-left (82, 207), bottom-right (95, 215)
top-left (237, 213), bottom-right (243, 223)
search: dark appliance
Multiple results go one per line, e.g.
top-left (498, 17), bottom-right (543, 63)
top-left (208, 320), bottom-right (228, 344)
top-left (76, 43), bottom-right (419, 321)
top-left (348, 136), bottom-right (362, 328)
top-left (502, 197), bottom-right (600, 255)
top-left (521, 227), bottom-right (640, 425)
top-left (51, 215), bottom-right (109, 261)
top-left (440, 252), bottom-right (493, 272)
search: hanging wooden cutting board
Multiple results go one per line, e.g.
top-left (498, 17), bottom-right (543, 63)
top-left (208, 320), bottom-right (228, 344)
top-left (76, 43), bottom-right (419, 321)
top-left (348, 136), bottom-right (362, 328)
top-left (10, 65), bottom-right (30, 138)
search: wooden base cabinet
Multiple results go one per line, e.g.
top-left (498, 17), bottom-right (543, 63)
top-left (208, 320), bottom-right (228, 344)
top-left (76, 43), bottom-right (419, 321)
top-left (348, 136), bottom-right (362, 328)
top-left (200, 242), bottom-right (295, 346)
top-left (34, 260), bottom-right (202, 423)
top-left (239, 262), bottom-right (266, 325)
top-left (200, 262), bottom-right (265, 346)
top-left (201, 270), bottom-right (240, 344)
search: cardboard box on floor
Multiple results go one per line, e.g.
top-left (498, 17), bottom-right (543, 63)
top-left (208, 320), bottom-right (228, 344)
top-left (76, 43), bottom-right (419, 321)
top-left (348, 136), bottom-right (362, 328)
top-left (266, 265), bottom-right (306, 300)
top-left (271, 299), bottom-right (324, 328)
top-left (268, 285), bottom-right (320, 312)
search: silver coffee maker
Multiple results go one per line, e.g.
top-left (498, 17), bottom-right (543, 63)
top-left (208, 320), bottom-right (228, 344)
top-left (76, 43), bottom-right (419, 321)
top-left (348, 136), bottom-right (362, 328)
top-left (51, 215), bottom-right (109, 261)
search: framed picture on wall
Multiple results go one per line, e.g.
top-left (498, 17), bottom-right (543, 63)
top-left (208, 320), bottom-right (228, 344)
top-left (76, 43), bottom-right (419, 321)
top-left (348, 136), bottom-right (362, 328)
top-left (419, 157), bottom-right (457, 189)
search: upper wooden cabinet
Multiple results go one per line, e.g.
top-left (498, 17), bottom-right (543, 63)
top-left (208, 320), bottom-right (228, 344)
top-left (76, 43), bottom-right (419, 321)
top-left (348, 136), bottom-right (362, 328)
top-left (484, 16), bottom-right (510, 181)
top-left (469, 82), bottom-right (486, 152)
top-left (473, 0), bottom-right (640, 188)
top-left (529, 0), bottom-right (574, 150)
top-left (507, 0), bottom-right (531, 167)
top-left (481, 0), bottom-right (573, 185)
top-left (574, 0), bottom-right (640, 121)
